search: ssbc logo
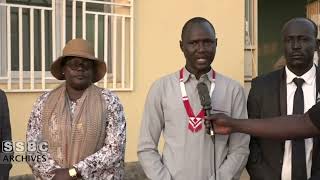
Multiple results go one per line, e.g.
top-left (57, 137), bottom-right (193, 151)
top-left (1, 141), bottom-right (49, 164)
top-left (2, 141), bottom-right (48, 152)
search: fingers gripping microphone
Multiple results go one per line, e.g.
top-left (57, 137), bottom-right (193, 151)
top-left (197, 82), bottom-right (214, 136)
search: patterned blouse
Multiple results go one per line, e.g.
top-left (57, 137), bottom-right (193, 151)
top-left (26, 89), bottom-right (126, 180)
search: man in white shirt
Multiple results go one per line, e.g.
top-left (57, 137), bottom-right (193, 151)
top-left (246, 17), bottom-right (320, 180)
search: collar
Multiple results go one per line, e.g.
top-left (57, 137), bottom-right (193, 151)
top-left (285, 64), bottom-right (316, 85)
top-left (182, 67), bottom-right (215, 83)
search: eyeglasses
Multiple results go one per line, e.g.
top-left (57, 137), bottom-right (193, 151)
top-left (65, 59), bottom-right (93, 71)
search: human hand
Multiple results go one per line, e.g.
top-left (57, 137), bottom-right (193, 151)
top-left (205, 113), bottom-right (234, 135)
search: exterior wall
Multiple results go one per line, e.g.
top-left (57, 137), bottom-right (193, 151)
top-left (6, 0), bottom-right (244, 176)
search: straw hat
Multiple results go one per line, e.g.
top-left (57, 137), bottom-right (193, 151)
top-left (51, 38), bottom-right (106, 83)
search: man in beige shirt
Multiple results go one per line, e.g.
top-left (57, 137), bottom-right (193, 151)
top-left (138, 17), bottom-right (249, 180)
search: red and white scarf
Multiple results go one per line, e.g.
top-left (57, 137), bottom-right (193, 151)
top-left (179, 68), bottom-right (215, 133)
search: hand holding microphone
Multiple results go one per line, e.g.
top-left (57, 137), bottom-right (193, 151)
top-left (197, 82), bottom-right (214, 136)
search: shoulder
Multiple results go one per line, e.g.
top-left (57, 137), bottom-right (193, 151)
top-left (100, 89), bottom-right (125, 122)
top-left (33, 91), bottom-right (51, 108)
top-left (215, 72), bottom-right (243, 92)
top-left (101, 89), bottom-right (120, 102)
top-left (214, 73), bottom-right (247, 102)
top-left (148, 71), bottom-right (179, 92)
top-left (38, 91), bottom-right (51, 102)
top-left (154, 72), bottom-right (179, 86)
top-left (101, 89), bottom-right (123, 109)
top-left (0, 89), bottom-right (6, 100)
top-left (251, 69), bottom-right (283, 86)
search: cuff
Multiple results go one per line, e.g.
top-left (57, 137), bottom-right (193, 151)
top-left (308, 102), bottom-right (320, 130)
top-left (74, 161), bottom-right (88, 179)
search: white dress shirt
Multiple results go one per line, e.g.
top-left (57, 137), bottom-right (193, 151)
top-left (281, 65), bottom-right (317, 180)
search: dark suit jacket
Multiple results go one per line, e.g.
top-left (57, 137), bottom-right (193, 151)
top-left (246, 67), bottom-right (320, 180)
top-left (0, 89), bottom-right (12, 179)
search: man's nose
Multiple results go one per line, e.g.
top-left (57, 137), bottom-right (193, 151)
top-left (292, 39), bottom-right (301, 49)
top-left (75, 64), bottom-right (86, 71)
top-left (197, 42), bottom-right (206, 52)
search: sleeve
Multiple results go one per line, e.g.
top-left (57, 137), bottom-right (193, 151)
top-left (308, 102), bottom-right (320, 130)
top-left (74, 92), bottom-right (126, 179)
top-left (137, 80), bottom-right (173, 180)
top-left (309, 175), bottom-right (320, 180)
top-left (245, 79), bottom-right (274, 179)
top-left (0, 90), bottom-right (12, 178)
top-left (217, 84), bottom-right (250, 180)
top-left (26, 93), bottom-right (61, 180)
top-left (310, 161), bottom-right (320, 180)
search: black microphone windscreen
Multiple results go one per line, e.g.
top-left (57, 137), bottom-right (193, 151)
top-left (197, 82), bottom-right (211, 108)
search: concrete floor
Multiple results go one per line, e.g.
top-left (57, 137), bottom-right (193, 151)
top-left (9, 169), bottom-right (251, 180)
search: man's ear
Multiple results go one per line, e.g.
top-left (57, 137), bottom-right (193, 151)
top-left (179, 40), bottom-right (183, 51)
top-left (215, 38), bottom-right (218, 47)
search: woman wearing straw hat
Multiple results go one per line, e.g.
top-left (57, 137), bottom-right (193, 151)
top-left (26, 38), bottom-right (126, 180)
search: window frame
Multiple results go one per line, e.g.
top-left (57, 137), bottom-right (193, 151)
top-left (0, 0), bottom-right (134, 92)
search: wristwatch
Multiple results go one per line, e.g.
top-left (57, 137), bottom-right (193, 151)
top-left (68, 167), bottom-right (77, 179)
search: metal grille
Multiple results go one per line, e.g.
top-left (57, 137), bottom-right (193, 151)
top-left (0, 0), bottom-right (134, 92)
top-left (244, 0), bottom-right (257, 81)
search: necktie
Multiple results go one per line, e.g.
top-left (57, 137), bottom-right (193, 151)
top-left (291, 77), bottom-right (307, 180)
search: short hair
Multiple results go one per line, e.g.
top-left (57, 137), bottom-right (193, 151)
top-left (181, 17), bottom-right (216, 40)
top-left (282, 17), bottom-right (318, 38)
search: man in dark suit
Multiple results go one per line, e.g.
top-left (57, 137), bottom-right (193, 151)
top-left (0, 89), bottom-right (12, 180)
top-left (246, 17), bottom-right (320, 180)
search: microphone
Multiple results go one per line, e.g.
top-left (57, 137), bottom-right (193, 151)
top-left (197, 82), bottom-right (214, 136)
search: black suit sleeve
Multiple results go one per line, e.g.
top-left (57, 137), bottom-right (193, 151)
top-left (0, 90), bottom-right (12, 179)
top-left (309, 144), bottom-right (320, 180)
top-left (308, 102), bottom-right (320, 130)
top-left (308, 102), bottom-right (320, 180)
top-left (246, 80), bottom-right (274, 180)
top-left (310, 165), bottom-right (320, 180)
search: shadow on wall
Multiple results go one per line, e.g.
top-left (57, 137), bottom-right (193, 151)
top-left (9, 162), bottom-right (147, 180)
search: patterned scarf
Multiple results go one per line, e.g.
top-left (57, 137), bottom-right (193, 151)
top-left (42, 83), bottom-right (106, 167)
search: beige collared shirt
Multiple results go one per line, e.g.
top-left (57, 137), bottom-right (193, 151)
top-left (138, 68), bottom-right (249, 180)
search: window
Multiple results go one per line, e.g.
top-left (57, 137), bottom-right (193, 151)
top-left (244, 0), bottom-right (257, 95)
top-left (0, 0), bottom-right (134, 91)
top-left (7, 0), bottom-right (52, 72)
